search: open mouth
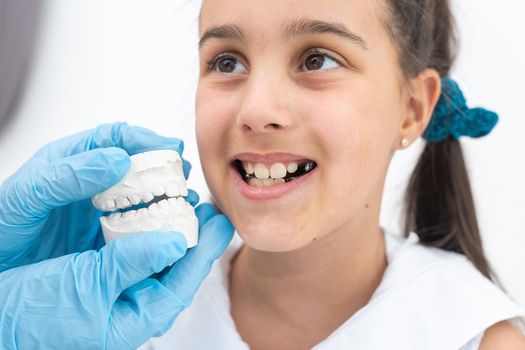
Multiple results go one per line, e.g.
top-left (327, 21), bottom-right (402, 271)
top-left (232, 159), bottom-right (318, 186)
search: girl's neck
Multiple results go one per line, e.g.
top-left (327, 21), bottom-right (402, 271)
top-left (228, 222), bottom-right (388, 347)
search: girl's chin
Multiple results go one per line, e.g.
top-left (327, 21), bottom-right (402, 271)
top-left (236, 226), bottom-right (315, 253)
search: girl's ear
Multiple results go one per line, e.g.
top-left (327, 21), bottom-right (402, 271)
top-left (398, 69), bottom-right (442, 145)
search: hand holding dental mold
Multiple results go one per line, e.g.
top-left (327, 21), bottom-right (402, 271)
top-left (92, 149), bottom-right (199, 247)
top-left (0, 205), bottom-right (235, 349)
top-left (0, 122), bottom-right (195, 272)
top-left (0, 122), bottom-right (236, 349)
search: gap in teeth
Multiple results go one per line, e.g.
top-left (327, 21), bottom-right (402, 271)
top-left (108, 182), bottom-right (185, 211)
top-left (108, 195), bottom-right (189, 220)
top-left (105, 183), bottom-right (188, 217)
top-left (131, 193), bottom-right (183, 210)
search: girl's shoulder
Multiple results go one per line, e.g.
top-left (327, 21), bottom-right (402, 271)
top-left (315, 229), bottom-right (525, 350)
top-left (381, 229), bottom-right (525, 329)
top-left (382, 229), bottom-right (511, 293)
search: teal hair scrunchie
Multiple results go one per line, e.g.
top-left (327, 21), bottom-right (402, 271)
top-left (422, 78), bottom-right (499, 143)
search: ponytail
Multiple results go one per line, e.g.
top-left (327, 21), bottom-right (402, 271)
top-left (402, 139), bottom-right (501, 283)
top-left (384, 0), bottom-right (503, 286)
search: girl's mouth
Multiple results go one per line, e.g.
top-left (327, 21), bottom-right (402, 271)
top-left (232, 159), bottom-right (318, 186)
top-left (229, 159), bottom-right (318, 201)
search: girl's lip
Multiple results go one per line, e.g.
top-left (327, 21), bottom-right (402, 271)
top-left (229, 163), bottom-right (317, 201)
top-left (232, 152), bottom-right (314, 164)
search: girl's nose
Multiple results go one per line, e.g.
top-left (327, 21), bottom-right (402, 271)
top-left (236, 75), bottom-right (295, 134)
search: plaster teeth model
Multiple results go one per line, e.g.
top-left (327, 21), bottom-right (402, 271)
top-left (92, 150), bottom-right (198, 247)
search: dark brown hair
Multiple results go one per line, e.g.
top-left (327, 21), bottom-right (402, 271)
top-left (382, 0), bottom-right (501, 284)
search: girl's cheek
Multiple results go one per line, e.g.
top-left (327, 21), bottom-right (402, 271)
top-left (196, 100), bottom-right (222, 142)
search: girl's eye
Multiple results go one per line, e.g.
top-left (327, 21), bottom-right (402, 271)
top-left (207, 48), bottom-right (343, 75)
top-left (300, 49), bottom-right (342, 72)
top-left (207, 53), bottom-right (247, 74)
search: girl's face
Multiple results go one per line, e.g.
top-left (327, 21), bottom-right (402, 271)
top-left (196, 0), bottom-right (409, 252)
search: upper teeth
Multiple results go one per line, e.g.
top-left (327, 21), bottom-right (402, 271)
top-left (244, 162), bottom-right (298, 179)
top-left (92, 150), bottom-right (188, 211)
top-left (287, 162), bottom-right (298, 173)
top-left (93, 182), bottom-right (186, 211)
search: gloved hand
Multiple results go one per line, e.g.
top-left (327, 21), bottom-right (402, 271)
top-left (0, 202), bottom-right (234, 350)
top-left (0, 122), bottom-right (198, 272)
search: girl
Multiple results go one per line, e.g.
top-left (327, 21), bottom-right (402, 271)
top-left (144, 0), bottom-right (525, 348)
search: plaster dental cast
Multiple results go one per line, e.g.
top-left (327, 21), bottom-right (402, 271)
top-left (0, 124), bottom-right (234, 349)
top-left (92, 150), bottom-right (199, 247)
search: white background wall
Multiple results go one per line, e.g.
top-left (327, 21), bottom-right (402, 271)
top-left (0, 0), bottom-right (523, 305)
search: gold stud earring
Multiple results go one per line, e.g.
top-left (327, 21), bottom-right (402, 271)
top-left (400, 138), bottom-right (410, 148)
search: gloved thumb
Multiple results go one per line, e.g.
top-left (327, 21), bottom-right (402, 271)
top-left (105, 215), bottom-right (233, 348)
top-left (158, 213), bottom-right (234, 307)
top-left (99, 231), bottom-right (188, 299)
top-left (5, 147), bottom-right (130, 221)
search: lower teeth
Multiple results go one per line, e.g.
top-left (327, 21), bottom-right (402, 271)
top-left (248, 178), bottom-right (286, 187)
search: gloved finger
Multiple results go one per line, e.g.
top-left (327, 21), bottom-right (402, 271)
top-left (6, 148), bottom-right (130, 219)
top-left (100, 231), bottom-right (188, 298)
top-left (149, 206), bottom-right (225, 282)
top-left (183, 189), bottom-right (200, 207)
top-left (107, 278), bottom-right (186, 349)
top-left (183, 159), bottom-right (191, 179)
top-left (31, 122), bottom-right (184, 162)
top-left (195, 203), bottom-right (217, 229)
top-left (158, 214), bottom-right (234, 307)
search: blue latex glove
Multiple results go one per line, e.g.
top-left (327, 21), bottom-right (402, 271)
top-left (0, 203), bottom-right (234, 349)
top-left (0, 122), bottom-right (198, 272)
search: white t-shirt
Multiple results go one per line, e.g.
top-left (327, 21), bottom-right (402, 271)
top-left (141, 229), bottom-right (525, 350)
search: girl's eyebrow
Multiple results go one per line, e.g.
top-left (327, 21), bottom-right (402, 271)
top-left (199, 17), bottom-right (369, 51)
